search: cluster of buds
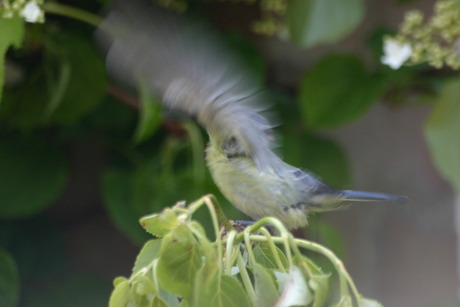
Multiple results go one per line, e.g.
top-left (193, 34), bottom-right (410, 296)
top-left (152, 0), bottom-right (187, 12)
top-left (154, 0), bottom-right (286, 36)
top-left (1, 0), bottom-right (44, 23)
top-left (250, 0), bottom-right (287, 37)
top-left (382, 0), bottom-right (460, 70)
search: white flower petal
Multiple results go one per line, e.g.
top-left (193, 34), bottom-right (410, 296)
top-left (230, 266), bottom-right (240, 275)
top-left (21, 1), bottom-right (42, 23)
top-left (381, 39), bottom-right (412, 69)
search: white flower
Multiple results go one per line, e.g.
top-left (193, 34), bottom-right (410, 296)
top-left (230, 266), bottom-right (240, 275)
top-left (381, 39), bottom-right (412, 69)
top-left (21, 1), bottom-right (42, 23)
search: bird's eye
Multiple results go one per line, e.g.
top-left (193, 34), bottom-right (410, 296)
top-left (222, 136), bottom-right (238, 151)
top-left (222, 136), bottom-right (247, 159)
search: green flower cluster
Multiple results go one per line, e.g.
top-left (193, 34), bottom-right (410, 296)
top-left (152, 0), bottom-right (187, 13)
top-left (153, 0), bottom-right (288, 36)
top-left (250, 0), bottom-right (287, 37)
top-left (1, 0), bottom-right (44, 23)
top-left (394, 0), bottom-right (460, 69)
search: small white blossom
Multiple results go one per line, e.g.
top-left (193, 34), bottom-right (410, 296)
top-left (21, 1), bottom-right (42, 23)
top-left (230, 266), bottom-right (240, 275)
top-left (381, 39), bottom-right (412, 69)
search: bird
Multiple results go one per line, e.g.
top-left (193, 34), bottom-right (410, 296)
top-left (97, 0), bottom-right (408, 230)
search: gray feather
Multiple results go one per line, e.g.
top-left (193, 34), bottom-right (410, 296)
top-left (96, 0), bottom-right (279, 173)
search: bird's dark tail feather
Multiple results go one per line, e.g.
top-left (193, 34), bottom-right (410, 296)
top-left (338, 190), bottom-right (409, 204)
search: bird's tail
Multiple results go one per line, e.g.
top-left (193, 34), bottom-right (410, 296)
top-left (335, 190), bottom-right (409, 204)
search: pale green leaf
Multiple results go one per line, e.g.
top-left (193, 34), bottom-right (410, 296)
top-left (425, 78), bottom-right (460, 191)
top-left (254, 263), bottom-right (279, 307)
top-left (253, 243), bottom-right (288, 270)
top-left (132, 275), bottom-right (156, 296)
top-left (152, 294), bottom-right (169, 307)
top-left (157, 225), bottom-right (202, 300)
top-left (140, 209), bottom-right (180, 237)
top-left (287, 0), bottom-right (364, 48)
top-left (159, 289), bottom-right (181, 307)
top-left (309, 274), bottom-right (330, 307)
top-left (109, 279), bottom-right (131, 307)
top-left (195, 270), bottom-right (252, 307)
top-left (113, 276), bottom-right (128, 287)
top-left (133, 239), bottom-right (162, 274)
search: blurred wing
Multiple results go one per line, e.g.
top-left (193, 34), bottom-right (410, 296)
top-left (97, 0), bottom-right (278, 172)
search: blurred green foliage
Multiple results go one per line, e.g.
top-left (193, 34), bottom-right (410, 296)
top-left (0, 0), bottom-right (459, 306)
top-left (108, 196), bottom-right (383, 306)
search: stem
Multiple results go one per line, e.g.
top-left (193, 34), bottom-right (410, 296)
top-left (202, 196), bottom-right (223, 270)
top-left (259, 228), bottom-right (287, 272)
top-left (295, 239), bottom-right (359, 303)
top-left (237, 252), bottom-right (256, 306)
top-left (199, 194), bottom-right (233, 232)
top-left (243, 230), bottom-right (257, 268)
top-left (249, 235), bottom-right (362, 305)
top-left (245, 217), bottom-right (294, 266)
top-left (224, 230), bottom-right (238, 275)
top-left (43, 2), bottom-right (102, 27)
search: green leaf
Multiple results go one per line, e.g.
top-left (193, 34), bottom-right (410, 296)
top-left (0, 31), bottom-right (106, 128)
top-left (109, 278), bottom-right (131, 307)
top-left (132, 275), bottom-right (156, 296)
top-left (133, 239), bottom-right (163, 274)
top-left (0, 135), bottom-right (68, 218)
top-left (253, 263), bottom-right (279, 307)
top-left (140, 209), bottom-right (180, 238)
top-left (296, 254), bottom-right (331, 306)
top-left (159, 288), bottom-right (181, 307)
top-left (0, 248), bottom-right (19, 307)
top-left (253, 243), bottom-right (288, 270)
top-left (195, 270), bottom-right (252, 307)
top-left (425, 79), bottom-right (460, 191)
top-left (0, 16), bottom-right (24, 103)
top-left (287, 0), bottom-right (364, 48)
top-left (47, 32), bottom-right (107, 124)
top-left (299, 54), bottom-right (385, 129)
top-left (309, 274), bottom-right (330, 307)
top-left (152, 294), bottom-right (169, 307)
top-left (113, 276), bottom-right (128, 287)
top-left (134, 78), bottom-right (163, 143)
top-left (157, 225), bottom-right (202, 300)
